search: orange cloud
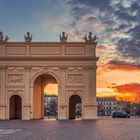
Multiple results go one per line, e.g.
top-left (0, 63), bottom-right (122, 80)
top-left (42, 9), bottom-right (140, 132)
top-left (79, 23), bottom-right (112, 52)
top-left (113, 83), bottom-right (140, 93)
top-left (97, 87), bottom-right (120, 97)
top-left (97, 62), bottom-right (140, 103)
top-left (112, 83), bottom-right (140, 103)
top-left (108, 64), bottom-right (140, 71)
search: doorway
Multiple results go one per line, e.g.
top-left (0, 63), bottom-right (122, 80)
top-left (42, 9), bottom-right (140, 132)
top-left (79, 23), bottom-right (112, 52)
top-left (9, 95), bottom-right (22, 119)
top-left (69, 95), bottom-right (82, 119)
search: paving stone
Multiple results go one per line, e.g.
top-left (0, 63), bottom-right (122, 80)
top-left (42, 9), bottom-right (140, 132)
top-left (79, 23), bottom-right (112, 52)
top-left (0, 118), bottom-right (139, 140)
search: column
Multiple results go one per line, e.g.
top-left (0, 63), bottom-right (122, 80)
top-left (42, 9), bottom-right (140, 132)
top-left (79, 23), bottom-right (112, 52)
top-left (58, 66), bottom-right (67, 120)
top-left (90, 65), bottom-right (97, 105)
top-left (83, 65), bottom-right (98, 119)
top-left (0, 65), bottom-right (6, 120)
top-left (23, 65), bottom-right (31, 120)
top-left (84, 67), bottom-right (90, 104)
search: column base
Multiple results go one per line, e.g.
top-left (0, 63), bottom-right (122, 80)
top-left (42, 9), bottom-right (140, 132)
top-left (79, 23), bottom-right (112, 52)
top-left (58, 105), bottom-right (67, 120)
top-left (0, 104), bottom-right (6, 120)
top-left (83, 104), bottom-right (98, 120)
top-left (22, 104), bottom-right (31, 120)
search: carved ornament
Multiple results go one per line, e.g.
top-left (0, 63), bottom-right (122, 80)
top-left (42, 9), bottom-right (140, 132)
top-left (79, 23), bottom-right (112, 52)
top-left (8, 74), bottom-right (24, 84)
top-left (0, 65), bottom-right (7, 71)
top-left (67, 74), bottom-right (83, 85)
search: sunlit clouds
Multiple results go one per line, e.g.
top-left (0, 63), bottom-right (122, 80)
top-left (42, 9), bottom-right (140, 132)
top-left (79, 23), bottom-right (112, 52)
top-left (97, 63), bottom-right (140, 102)
top-left (113, 83), bottom-right (140, 103)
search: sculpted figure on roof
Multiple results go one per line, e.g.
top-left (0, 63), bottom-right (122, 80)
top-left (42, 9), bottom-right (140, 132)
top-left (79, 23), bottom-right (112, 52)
top-left (83, 32), bottom-right (98, 44)
top-left (0, 31), bottom-right (9, 43)
top-left (24, 32), bottom-right (32, 43)
top-left (59, 32), bottom-right (68, 42)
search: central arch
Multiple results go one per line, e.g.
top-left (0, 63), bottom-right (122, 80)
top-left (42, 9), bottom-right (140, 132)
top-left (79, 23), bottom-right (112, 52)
top-left (33, 73), bottom-right (58, 119)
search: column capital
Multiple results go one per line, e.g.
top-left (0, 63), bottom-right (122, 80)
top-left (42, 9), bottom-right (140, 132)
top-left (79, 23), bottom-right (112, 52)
top-left (0, 65), bottom-right (7, 71)
top-left (60, 66), bottom-right (67, 72)
top-left (24, 65), bottom-right (31, 71)
top-left (84, 65), bottom-right (97, 71)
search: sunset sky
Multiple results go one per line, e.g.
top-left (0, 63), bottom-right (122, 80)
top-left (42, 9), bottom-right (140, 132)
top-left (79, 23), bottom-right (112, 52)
top-left (1, 0), bottom-right (140, 102)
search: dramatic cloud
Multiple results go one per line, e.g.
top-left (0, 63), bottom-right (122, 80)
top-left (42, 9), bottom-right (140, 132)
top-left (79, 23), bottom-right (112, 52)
top-left (108, 60), bottom-right (140, 71)
top-left (108, 64), bottom-right (140, 71)
top-left (1, 0), bottom-right (139, 101)
top-left (113, 83), bottom-right (140, 94)
top-left (112, 83), bottom-right (140, 102)
top-left (67, 0), bottom-right (140, 66)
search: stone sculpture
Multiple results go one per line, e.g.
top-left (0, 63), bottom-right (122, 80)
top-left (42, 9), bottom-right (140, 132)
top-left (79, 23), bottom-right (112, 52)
top-left (24, 32), bottom-right (32, 43)
top-left (83, 32), bottom-right (98, 44)
top-left (0, 31), bottom-right (9, 43)
top-left (59, 32), bottom-right (68, 42)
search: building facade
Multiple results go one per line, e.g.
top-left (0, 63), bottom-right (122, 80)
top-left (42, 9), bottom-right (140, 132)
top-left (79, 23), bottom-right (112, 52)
top-left (0, 32), bottom-right (99, 120)
top-left (44, 95), bottom-right (58, 117)
top-left (97, 97), bottom-right (117, 116)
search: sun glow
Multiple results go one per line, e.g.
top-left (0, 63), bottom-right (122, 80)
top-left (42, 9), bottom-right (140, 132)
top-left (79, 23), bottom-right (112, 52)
top-left (115, 92), bottom-right (140, 103)
top-left (96, 63), bottom-right (140, 103)
top-left (97, 88), bottom-right (140, 103)
top-left (44, 84), bottom-right (58, 95)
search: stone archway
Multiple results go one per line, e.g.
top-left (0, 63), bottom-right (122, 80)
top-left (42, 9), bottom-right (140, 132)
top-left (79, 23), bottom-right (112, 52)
top-left (33, 73), bottom-right (58, 119)
top-left (9, 95), bottom-right (22, 119)
top-left (0, 41), bottom-right (98, 120)
top-left (69, 95), bottom-right (82, 119)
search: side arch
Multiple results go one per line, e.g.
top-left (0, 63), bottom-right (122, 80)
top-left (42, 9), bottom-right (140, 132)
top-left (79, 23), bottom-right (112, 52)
top-left (9, 95), bottom-right (22, 119)
top-left (69, 95), bottom-right (82, 119)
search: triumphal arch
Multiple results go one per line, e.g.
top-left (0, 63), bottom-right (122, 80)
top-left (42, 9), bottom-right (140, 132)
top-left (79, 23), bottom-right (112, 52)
top-left (0, 32), bottom-right (99, 120)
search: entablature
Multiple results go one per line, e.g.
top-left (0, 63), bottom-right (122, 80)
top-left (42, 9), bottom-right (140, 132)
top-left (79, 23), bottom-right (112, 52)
top-left (0, 42), bottom-right (98, 58)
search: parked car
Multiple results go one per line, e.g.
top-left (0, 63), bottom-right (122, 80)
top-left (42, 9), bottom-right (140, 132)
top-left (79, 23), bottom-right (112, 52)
top-left (112, 112), bottom-right (130, 118)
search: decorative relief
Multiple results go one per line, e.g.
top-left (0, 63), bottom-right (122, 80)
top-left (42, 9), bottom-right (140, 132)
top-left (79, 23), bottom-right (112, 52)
top-left (60, 66), bottom-right (67, 72)
top-left (67, 90), bottom-right (83, 98)
top-left (67, 67), bottom-right (84, 72)
top-left (7, 74), bottom-right (24, 84)
top-left (67, 74), bottom-right (84, 85)
top-left (24, 65), bottom-right (31, 71)
top-left (84, 65), bottom-right (97, 71)
top-left (6, 67), bottom-right (24, 72)
top-left (42, 66), bottom-right (48, 72)
top-left (30, 67), bottom-right (41, 71)
top-left (8, 89), bottom-right (23, 99)
top-left (31, 66), bottom-right (60, 72)
top-left (60, 104), bottom-right (67, 109)
top-left (0, 65), bottom-right (7, 71)
top-left (6, 67), bottom-right (16, 71)
top-left (50, 67), bottom-right (60, 71)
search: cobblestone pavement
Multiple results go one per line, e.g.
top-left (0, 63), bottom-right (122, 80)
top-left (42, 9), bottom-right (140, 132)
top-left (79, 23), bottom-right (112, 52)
top-left (0, 118), bottom-right (140, 140)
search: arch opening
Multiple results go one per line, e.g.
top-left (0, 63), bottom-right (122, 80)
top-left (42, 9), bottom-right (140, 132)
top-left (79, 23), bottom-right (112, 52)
top-left (9, 95), bottom-right (22, 119)
top-left (69, 95), bottom-right (82, 120)
top-left (33, 74), bottom-right (58, 120)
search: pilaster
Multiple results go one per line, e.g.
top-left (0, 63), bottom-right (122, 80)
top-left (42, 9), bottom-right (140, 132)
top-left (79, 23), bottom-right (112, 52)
top-left (23, 65), bottom-right (31, 120)
top-left (58, 66), bottom-right (67, 120)
top-left (0, 65), bottom-right (6, 119)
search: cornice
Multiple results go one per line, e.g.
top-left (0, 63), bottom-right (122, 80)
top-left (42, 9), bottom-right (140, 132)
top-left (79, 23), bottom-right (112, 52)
top-left (0, 41), bottom-right (97, 45)
top-left (0, 56), bottom-right (99, 61)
